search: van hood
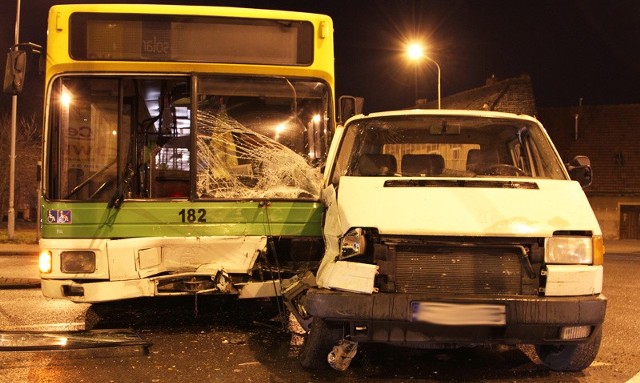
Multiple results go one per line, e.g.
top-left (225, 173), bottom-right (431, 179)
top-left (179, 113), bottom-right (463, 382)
top-left (331, 177), bottom-right (601, 238)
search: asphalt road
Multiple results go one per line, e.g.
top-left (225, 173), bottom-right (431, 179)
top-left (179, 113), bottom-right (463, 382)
top-left (0, 253), bottom-right (639, 382)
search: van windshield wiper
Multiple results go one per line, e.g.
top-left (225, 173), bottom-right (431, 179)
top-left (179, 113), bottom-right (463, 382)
top-left (384, 179), bottom-right (539, 190)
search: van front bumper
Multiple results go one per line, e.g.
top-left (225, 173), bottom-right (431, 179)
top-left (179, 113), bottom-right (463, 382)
top-left (302, 288), bottom-right (607, 345)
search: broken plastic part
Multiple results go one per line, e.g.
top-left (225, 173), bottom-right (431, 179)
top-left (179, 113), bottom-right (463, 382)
top-left (214, 269), bottom-right (233, 293)
top-left (0, 329), bottom-right (150, 351)
top-left (324, 261), bottom-right (378, 294)
top-left (327, 339), bottom-right (358, 371)
top-left (282, 271), bottom-right (317, 332)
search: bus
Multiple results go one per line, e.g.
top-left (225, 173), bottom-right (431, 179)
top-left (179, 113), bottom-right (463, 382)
top-left (36, 4), bottom-right (335, 303)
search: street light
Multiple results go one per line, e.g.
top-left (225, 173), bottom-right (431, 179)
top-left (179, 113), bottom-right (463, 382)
top-left (406, 42), bottom-right (441, 109)
top-left (406, 43), bottom-right (423, 104)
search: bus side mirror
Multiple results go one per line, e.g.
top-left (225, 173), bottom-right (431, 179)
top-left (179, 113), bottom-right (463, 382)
top-left (566, 155), bottom-right (592, 188)
top-left (3, 49), bottom-right (27, 95)
top-left (338, 95), bottom-right (364, 124)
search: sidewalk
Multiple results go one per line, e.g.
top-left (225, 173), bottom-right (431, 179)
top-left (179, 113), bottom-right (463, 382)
top-left (0, 243), bottom-right (39, 255)
top-left (0, 243), bottom-right (40, 289)
top-left (603, 239), bottom-right (640, 255)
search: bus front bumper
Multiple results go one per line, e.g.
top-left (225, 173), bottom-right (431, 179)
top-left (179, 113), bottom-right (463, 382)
top-left (40, 275), bottom-right (285, 303)
top-left (41, 278), bottom-right (157, 303)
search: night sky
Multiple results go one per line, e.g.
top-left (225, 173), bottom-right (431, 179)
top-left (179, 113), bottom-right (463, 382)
top-left (2, 0), bottom-right (639, 115)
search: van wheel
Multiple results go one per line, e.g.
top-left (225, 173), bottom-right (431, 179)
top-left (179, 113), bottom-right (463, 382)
top-left (534, 328), bottom-right (602, 371)
top-left (299, 317), bottom-right (344, 369)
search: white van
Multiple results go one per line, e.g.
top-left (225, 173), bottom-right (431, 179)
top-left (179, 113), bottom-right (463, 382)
top-left (290, 109), bottom-right (606, 371)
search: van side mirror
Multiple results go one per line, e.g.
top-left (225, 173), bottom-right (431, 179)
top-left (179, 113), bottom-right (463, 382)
top-left (338, 95), bottom-right (364, 124)
top-left (3, 49), bottom-right (27, 95)
top-left (566, 155), bottom-right (592, 188)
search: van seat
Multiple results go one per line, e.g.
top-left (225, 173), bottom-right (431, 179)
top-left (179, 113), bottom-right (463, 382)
top-left (358, 154), bottom-right (397, 176)
top-left (466, 149), bottom-right (499, 173)
top-left (402, 154), bottom-right (445, 176)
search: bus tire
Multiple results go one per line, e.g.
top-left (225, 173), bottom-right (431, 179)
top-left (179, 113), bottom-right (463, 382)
top-left (299, 317), bottom-right (343, 369)
top-left (534, 327), bottom-right (602, 371)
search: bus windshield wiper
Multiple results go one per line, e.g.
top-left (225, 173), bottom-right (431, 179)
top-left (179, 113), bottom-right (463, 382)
top-left (108, 164), bottom-right (135, 209)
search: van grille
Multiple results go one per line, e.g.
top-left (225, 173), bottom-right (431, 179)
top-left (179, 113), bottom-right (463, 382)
top-left (394, 245), bottom-right (524, 295)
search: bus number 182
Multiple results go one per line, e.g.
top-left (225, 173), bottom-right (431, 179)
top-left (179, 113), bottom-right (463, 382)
top-left (179, 208), bottom-right (207, 223)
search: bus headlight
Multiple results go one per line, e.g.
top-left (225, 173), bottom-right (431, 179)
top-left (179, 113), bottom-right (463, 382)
top-left (545, 236), bottom-right (593, 264)
top-left (39, 251), bottom-right (52, 274)
top-left (339, 228), bottom-right (366, 260)
top-left (60, 251), bottom-right (96, 273)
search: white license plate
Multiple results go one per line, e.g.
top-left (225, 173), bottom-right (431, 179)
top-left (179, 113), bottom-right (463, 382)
top-left (411, 302), bottom-right (506, 326)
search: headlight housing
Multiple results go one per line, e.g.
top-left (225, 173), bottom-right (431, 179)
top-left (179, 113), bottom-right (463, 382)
top-left (60, 251), bottom-right (96, 273)
top-left (339, 228), bottom-right (366, 260)
top-left (545, 236), bottom-right (597, 265)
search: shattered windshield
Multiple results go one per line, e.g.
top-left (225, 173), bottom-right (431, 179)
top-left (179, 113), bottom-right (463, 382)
top-left (330, 114), bottom-right (566, 185)
top-left (195, 77), bottom-right (328, 199)
top-left (46, 75), bottom-right (330, 201)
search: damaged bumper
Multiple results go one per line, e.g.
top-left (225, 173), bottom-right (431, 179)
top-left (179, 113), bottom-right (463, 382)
top-left (302, 288), bottom-right (607, 345)
top-left (39, 235), bottom-right (307, 303)
top-left (40, 273), bottom-right (287, 303)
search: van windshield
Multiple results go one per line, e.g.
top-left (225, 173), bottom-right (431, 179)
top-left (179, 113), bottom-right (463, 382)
top-left (330, 115), bottom-right (567, 185)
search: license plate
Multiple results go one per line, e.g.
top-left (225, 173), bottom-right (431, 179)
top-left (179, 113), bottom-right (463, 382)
top-left (411, 302), bottom-right (506, 326)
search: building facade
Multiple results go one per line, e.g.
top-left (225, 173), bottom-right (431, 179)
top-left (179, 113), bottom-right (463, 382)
top-left (539, 104), bottom-right (640, 240)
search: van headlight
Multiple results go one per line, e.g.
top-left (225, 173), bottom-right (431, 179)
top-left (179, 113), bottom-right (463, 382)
top-left (339, 228), bottom-right (366, 260)
top-left (545, 236), bottom-right (595, 265)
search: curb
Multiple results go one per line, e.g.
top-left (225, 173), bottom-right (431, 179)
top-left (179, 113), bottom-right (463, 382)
top-left (0, 277), bottom-right (41, 289)
top-left (0, 244), bottom-right (40, 255)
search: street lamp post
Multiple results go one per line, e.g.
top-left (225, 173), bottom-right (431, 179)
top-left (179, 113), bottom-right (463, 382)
top-left (424, 56), bottom-right (441, 110)
top-left (7, 0), bottom-right (21, 239)
top-left (406, 42), bottom-right (441, 109)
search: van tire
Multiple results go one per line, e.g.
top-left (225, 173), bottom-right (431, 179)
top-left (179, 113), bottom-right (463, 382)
top-left (534, 327), bottom-right (602, 371)
top-left (299, 317), bottom-right (343, 369)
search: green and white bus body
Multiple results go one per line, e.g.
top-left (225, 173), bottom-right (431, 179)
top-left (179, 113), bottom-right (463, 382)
top-left (39, 4), bottom-right (334, 303)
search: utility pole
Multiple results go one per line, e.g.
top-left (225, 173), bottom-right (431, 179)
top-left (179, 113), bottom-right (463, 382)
top-left (7, 0), bottom-right (21, 239)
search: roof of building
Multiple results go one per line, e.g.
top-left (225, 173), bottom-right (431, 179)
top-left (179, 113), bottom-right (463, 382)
top-left (418, 73), bottom-right (640, 196)
top-left (419, 74), bottom-right (538, 116)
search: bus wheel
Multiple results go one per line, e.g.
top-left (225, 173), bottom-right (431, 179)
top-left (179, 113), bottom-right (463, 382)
top-left (299, 317), bottom-right (344, 369)
top-left (534, 328), bottom-right (602, 371)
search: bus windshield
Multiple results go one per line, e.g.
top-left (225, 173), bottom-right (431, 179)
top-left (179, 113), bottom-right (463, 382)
top-left (47, 75), bottom-right (330, 201)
